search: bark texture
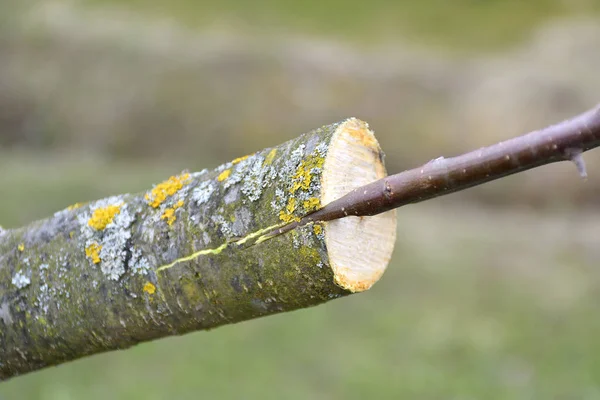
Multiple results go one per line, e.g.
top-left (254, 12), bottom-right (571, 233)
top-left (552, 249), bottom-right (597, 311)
top-left (0, 119), bottom-right (396, 380)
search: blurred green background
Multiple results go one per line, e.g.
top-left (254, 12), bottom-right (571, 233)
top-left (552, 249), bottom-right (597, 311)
top-left (2, 0), bottom-right (600, 398)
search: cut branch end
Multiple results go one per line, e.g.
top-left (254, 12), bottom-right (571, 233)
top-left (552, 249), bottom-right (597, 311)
top-left (321, 118), bottom-right (397, 292)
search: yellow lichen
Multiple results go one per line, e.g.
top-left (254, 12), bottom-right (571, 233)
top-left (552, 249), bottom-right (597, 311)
top-left (143, 282), bottom-right (156, 295)
top-left (85, 243), bottom-right (102, 264)
top-left (88, 204), bottom-right (122, 231)
top-left (145, 173), bottom-right (191, 208)
top-left (303, 197), bottom-right (321, 212)
top-left (286, 197), bottom-right (296, 214)
top-left (67, 202), bottom-right (84, 211)
top-left (313, 224), bottom-right (323, 236)
top-left (279, 211), bottom-right (297, 223)
top-left (161, 200), bottom-right (185, 226)
top-left (290, 155), bottom-right (325, 194)
top-left (279, 197), bottom-right (300, 223)
top-left (18, 243), bottom-right (25, 252)
top-left (232, 155), bottom-right (250, 164)
top-left (161, 209), bottom-right (176, 226)
top-left (264, 148), bottom-right (277, 165)
top-left (217, 169), bottom-right (231, 182)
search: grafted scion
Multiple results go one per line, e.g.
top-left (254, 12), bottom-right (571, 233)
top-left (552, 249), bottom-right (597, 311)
top-left (266, 104), bottom-right (600, 238)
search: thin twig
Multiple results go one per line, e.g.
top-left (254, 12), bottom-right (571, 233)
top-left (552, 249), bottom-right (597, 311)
top-left (269, 104), bottom-right (600, 237)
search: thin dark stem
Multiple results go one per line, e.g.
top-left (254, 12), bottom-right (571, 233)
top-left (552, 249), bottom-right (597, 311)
top-left (270, 104), bottom-right (600, 237)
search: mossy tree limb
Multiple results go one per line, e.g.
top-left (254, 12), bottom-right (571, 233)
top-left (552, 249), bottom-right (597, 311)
top-left (0, 119), bottom-right (396, 380)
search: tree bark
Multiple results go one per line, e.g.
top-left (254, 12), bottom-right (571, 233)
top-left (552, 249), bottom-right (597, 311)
top-left (0, 118), bottom-right (397, 380)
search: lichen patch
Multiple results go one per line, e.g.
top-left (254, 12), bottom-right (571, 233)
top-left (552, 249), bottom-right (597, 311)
top-left (143, 282), bottom-right (156, 295)
top-left (88, 203), bottom-right (122, 231)
top-left (290, 155), bottom-right (325, 194)
top-left (79, 196), bottom-right (135, 280)
top-left (192, 180), bottom-right (216, 205)
top-left (130, 248), bottom-right (151, 275)
top-left (274, 141), bottom-right (328, 224)
top-left (12, 270), bottom-right (31, 289)
top-left (232, 155), bottom-right (250, 164)
top-left (240, 155), bottom-right (270, 202)
top-left (217, 169), bottom-right (231, 182)
top-left (85, 242), bottom-right (102, 264)
top-left (211, 213), bottom-right (234, 238)
top-left (145, 173), bottom-right (191, 208)
top-left (219, 151), bottom-right (277, 205)
top-left (303, 197), bottom-right (321, 212)
top-left (313, 224), bottom-right (323, 236)
top-left (279, 198), bottom-right (300, 223)
top-left (264, 148), bottom-right (277, 165)
top-left (161, 200), bottom-right (185, 226)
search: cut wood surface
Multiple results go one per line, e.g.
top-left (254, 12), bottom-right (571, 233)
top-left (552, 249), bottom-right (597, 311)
top-left (0, 119), bottom-right (397, 379)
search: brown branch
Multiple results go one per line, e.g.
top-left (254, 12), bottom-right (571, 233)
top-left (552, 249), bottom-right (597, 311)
top-left (271, 104), bottom-right (600, 236)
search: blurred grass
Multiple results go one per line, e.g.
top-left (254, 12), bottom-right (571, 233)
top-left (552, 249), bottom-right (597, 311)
top-left (3, 1), bottom-right (600, 207)
top-left (1, 152), bottom-right (600, 398)
top-left (80, 0), bottom-right (600, 51)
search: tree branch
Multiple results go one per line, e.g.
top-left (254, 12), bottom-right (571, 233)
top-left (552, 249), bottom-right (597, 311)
top-left (2, 104), bottom-right (599, 380)
top-left (271, 104), bottom-right (600, 237)
top-left (0, 118), bottom-right (396, 380)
